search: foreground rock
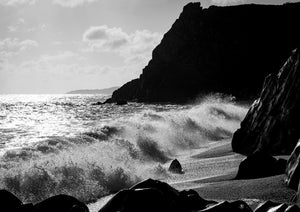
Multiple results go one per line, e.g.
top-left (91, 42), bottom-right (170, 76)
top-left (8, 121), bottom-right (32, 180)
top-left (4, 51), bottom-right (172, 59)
top-left (0, 190), bottom-right (89, 212)
top-left (98, 179), bottom-right (300, 212)
top-left (109, 2), bottom-right (300, 103)
top-left (285, 140), bottom-right (300, 191)
top-left (254, 201), bottom-right (300, 212)
top-left (232, 48), bottom-right (300, 155)
top-left (235, 152), bottom-right (286, 180)
top-left (34, 194), bottom-right (89, 212)
top-left (0, 190), bottom-right (22, 211)
top-left (2, 179), bottom-right (300, 212)
top-left (99, 178), bottom-right (216, 212)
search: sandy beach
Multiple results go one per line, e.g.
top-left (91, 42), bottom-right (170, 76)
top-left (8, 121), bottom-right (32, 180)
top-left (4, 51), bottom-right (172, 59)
top-left (88, 140), bottom-right (296, 212)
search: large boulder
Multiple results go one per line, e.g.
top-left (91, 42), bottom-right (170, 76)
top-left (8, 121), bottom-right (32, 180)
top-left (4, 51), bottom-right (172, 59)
top-left (0, 190), bottom-right (23, 211)
top-left (109, 2), bottom-right (300, 103)
top-left (34, 194), bottom-right (89, 212)
top-left (235, 152), bottom-right (286, 180)
top-left (99, 178), bottom-right (216, 212)
top-left (232, 48), bottom-right (300, 155)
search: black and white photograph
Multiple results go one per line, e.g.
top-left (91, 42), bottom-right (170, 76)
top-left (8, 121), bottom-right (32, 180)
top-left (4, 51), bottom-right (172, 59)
top-left (1, 0), bottom-right (300, 211)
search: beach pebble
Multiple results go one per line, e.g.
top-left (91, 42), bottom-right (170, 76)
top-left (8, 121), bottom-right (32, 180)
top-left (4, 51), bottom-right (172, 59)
top-left (168, 159), bottom-right (184, 174)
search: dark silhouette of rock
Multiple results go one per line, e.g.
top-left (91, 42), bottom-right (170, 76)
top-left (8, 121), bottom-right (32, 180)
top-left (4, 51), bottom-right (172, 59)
top-left (110, 79), bottom-right (139, 103)
top-left (285, 140), bottom-right (300, 191)
top-left (232, 48), bottom-right (300, 155)
top-left (168, 159), bottom-right (184, 174)
top-left (235, 152), bottom-right (287, 180)
top-left (91, 101), bottom-right (103, 105)
top-left (34, 194), bottom-right (89, 212)
top-left (0, 190), bottom-right (23, 211)
top-left (254, 201), bottom-right (300, 212)
top-left (99, 178), bottom-right (216, 212)
top-left (116, 100), bottom-right (128, 106)
top-left (99, 188), bottom-right (175, 212)
top-left (107, 2), bottom-right (300, 103)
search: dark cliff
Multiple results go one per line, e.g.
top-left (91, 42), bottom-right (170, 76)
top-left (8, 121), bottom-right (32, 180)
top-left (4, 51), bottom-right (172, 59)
top-left (232, 48), bottom-right (300, 155)
top-left (109, 2), bottom-right (300, 103)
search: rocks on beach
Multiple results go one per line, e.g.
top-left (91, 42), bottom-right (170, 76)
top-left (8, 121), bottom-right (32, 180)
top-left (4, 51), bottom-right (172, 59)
top-left (97, 179), bottom-right (300, 212)
top-left (168, 159), bottom-right (184, 174)
top-left (254, 201), bottom-right (300, 212)
top-left (235, 152), bottom-right (286, 180)
top-left (0, 191), bottom-right (88, 212)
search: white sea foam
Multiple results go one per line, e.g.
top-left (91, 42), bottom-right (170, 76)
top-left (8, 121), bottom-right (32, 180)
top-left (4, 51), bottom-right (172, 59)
top-left (0, 94), bottom-right (249, 204)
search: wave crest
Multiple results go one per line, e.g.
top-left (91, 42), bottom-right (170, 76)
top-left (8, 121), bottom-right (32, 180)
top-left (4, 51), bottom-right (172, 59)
top-left (0, 95), bottom-right (248, 204)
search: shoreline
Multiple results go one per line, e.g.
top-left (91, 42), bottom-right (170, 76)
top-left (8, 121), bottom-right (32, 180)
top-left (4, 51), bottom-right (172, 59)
top-left (88, 140), bottom-right (296, 212)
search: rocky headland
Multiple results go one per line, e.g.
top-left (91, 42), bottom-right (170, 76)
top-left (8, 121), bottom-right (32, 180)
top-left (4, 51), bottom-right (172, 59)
top-left (109, 2), bottom-right (300, 103)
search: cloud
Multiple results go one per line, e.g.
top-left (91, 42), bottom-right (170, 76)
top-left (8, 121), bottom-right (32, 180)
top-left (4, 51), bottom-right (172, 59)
top-left (52, 0), bottom-right (98, 7)
top-left (83, 25), bottom-right (162, 64)
top-left (0, 0), bottom-right (99, 7)
top-left (13, 51), bottom-right (104, 75)
top-left (0, 49), bottom-right (148, 93)
top-left (210, 0), bottom-right (245, 5)
top-left (7, 18), bottom-right (25, 32)
top-left (83, 25), bottom-right (129, 50)
top-left (0, 0), bottom-right (36, 6)
top-left (0, 38), bottom-right (38, 59)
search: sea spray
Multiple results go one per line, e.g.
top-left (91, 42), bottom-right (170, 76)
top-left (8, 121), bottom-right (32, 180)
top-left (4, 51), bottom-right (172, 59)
top-left (0, 95), bottom-right (248, 204)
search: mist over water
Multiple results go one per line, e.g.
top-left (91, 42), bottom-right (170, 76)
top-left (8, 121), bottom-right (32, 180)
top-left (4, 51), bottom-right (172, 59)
top-left (0, 94), bottom-right (248, 204)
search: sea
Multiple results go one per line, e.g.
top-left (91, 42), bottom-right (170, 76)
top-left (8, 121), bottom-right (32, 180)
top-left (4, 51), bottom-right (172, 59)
top-left (0, 94), bottom-right (248, 205)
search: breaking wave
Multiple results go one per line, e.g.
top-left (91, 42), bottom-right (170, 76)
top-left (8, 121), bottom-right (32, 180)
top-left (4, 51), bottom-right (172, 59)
top-left (0, 95), bottom-right (248, 204)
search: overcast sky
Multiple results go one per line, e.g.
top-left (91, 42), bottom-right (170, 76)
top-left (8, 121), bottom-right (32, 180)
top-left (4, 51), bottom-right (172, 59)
top-left (0, 0), bottom-right (299, 94)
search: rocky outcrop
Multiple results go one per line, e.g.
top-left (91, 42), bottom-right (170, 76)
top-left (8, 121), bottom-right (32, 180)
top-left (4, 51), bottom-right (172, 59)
top-left (235, 152), bottom-right (286, 180)
top-left (232, 48), bottom-right (300, 155)
top-left (109, 2), bottom-right (300, 103)
top-left (107, 79), bottom-right (139, 103)
top-left (285, 140), bottom-right (300, 191)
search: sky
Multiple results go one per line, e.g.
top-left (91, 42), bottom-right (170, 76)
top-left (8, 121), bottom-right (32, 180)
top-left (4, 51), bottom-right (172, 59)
top-left (0, 0), bottom-right (299, 94)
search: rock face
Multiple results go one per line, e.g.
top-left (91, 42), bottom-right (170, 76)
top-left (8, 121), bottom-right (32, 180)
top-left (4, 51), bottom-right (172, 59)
top-left (285, 140), bottom-right (300, 191)
top-left (109, 2), bottom-right (300, 103)
top-left (232, 48), bottom-right (300, 155)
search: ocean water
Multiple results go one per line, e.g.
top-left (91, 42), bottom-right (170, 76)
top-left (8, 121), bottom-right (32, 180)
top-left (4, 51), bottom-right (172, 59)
top-left (0, 94), bottom-right (248, 204)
